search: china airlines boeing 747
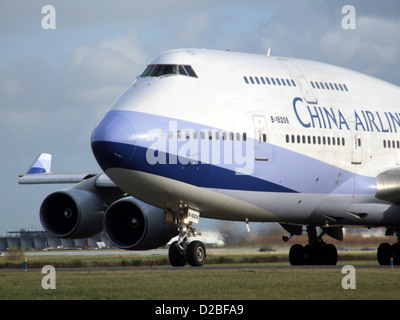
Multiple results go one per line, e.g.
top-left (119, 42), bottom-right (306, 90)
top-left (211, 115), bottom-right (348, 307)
top-left (20, 49), bottom-right (400, 266)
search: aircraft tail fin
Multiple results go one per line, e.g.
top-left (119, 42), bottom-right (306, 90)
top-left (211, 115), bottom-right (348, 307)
top-left (26, 153), bottom-right (52, 174)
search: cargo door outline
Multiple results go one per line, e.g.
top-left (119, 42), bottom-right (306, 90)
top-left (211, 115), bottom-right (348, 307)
top-left (279, 59), bottom-right (318, 104)
top-left (253, 115), bottom-right (269, 161)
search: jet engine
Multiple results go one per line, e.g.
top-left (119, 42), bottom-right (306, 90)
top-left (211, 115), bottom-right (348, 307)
top-left (40, 189), bottom-right (107, 238)
top-left (104, 197), bottom-right (178, 250)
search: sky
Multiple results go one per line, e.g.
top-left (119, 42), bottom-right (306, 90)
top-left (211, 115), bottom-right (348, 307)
top-left (0, 0), bottom-right (399, 235)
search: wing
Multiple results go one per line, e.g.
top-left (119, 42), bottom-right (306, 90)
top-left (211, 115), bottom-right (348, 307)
top-left (18, 153), bottom-right (116, 187)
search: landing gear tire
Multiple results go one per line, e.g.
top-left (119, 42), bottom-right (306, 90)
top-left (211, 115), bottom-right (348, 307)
top-left (324, 244), bottom-right (338, 266)
top-left (168, 241), bottom-right (187, 267)
top-left (289, 244), bottom-right (304, 265)
top-left (187, 240), bottom-right (206, 267)
top-left (392, 243), bottom-right (400, 265)
top-left (376, 242), bottom-right (400, 266)
top-left (168, 240), bottom-right (206, 267)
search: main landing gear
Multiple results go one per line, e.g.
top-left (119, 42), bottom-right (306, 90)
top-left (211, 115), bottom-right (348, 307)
top-left (283, 225), bottom-right (339, 266)
top-left (168, 207), bottom-right (206, 267)
top-left (377, 228), bottom-right (400, 265)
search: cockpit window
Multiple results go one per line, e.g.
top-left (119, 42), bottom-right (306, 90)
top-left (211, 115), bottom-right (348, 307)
top-left (140, 64), bottom-right (198, 78)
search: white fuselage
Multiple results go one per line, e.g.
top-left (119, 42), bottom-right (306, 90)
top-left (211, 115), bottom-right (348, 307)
top-left (91, 49), bottom-right (400, 228)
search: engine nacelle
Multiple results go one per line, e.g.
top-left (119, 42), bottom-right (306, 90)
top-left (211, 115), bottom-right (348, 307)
top-left (40, 189), bottom-right (107, 238)
top-left (104, 197), bottom-right (178, 250)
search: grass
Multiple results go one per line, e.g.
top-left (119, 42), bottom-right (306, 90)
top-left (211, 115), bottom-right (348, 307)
top-left (0, 249), bottom-right (399, 300)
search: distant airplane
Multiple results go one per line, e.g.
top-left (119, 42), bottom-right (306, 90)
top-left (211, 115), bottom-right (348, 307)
top-left (19, 49), bottom-right (400, 266)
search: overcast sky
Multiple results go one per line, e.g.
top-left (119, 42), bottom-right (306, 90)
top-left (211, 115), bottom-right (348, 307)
top-left (0, 0), bottom-right (399, 234)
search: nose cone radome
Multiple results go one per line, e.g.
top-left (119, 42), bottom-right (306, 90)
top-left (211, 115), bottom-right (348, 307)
top-left (91, 111), bottom-right (136, 170)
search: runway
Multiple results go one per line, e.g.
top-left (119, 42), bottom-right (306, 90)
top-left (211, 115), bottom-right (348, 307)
top-left (1, 247), bottom-right (387, 272)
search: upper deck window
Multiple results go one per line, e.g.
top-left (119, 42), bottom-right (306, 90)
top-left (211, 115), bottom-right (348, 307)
top-left (140, 64), bottom-right (198, 78)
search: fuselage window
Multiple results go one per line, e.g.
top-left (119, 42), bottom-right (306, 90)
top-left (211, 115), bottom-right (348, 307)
top-left (291, 80), bottom-right (296, 87)
top-left (244, 76), bottom-right (249, 84)
top-left (286, 79), bottom-right (292, 86)
top-left (266, 77), bottom-right (271, 85)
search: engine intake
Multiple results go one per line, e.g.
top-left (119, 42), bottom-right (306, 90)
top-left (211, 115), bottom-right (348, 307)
top-left (40, 189), bottom-right (107, 238)
top-left (104, 197), bottom-right (178, 250)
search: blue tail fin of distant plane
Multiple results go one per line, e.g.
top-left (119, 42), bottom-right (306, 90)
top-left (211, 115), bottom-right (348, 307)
top-left (27, 153), bottom-right (52, 174)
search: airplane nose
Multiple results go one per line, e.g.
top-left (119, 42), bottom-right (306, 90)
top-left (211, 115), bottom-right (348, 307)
top-left (91, 111), bottom-right (136, 169)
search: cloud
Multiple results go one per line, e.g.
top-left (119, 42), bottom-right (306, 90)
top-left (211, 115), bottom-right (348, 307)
top-left (319, 15), bottom-right (400, 82)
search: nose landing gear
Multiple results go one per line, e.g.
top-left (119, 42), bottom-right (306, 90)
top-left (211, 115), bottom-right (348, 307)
top-left (168, 207), bottom-right (206, 267)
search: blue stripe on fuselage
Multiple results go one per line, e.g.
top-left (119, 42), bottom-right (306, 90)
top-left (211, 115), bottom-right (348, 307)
top-left (91, 110), bottom-right (377, 195)
top-left (92, 140), bottom-right (297, 193)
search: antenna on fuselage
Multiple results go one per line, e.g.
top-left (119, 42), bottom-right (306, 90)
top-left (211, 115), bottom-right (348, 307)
top-left (267, 47), bottom-right (271, 56)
